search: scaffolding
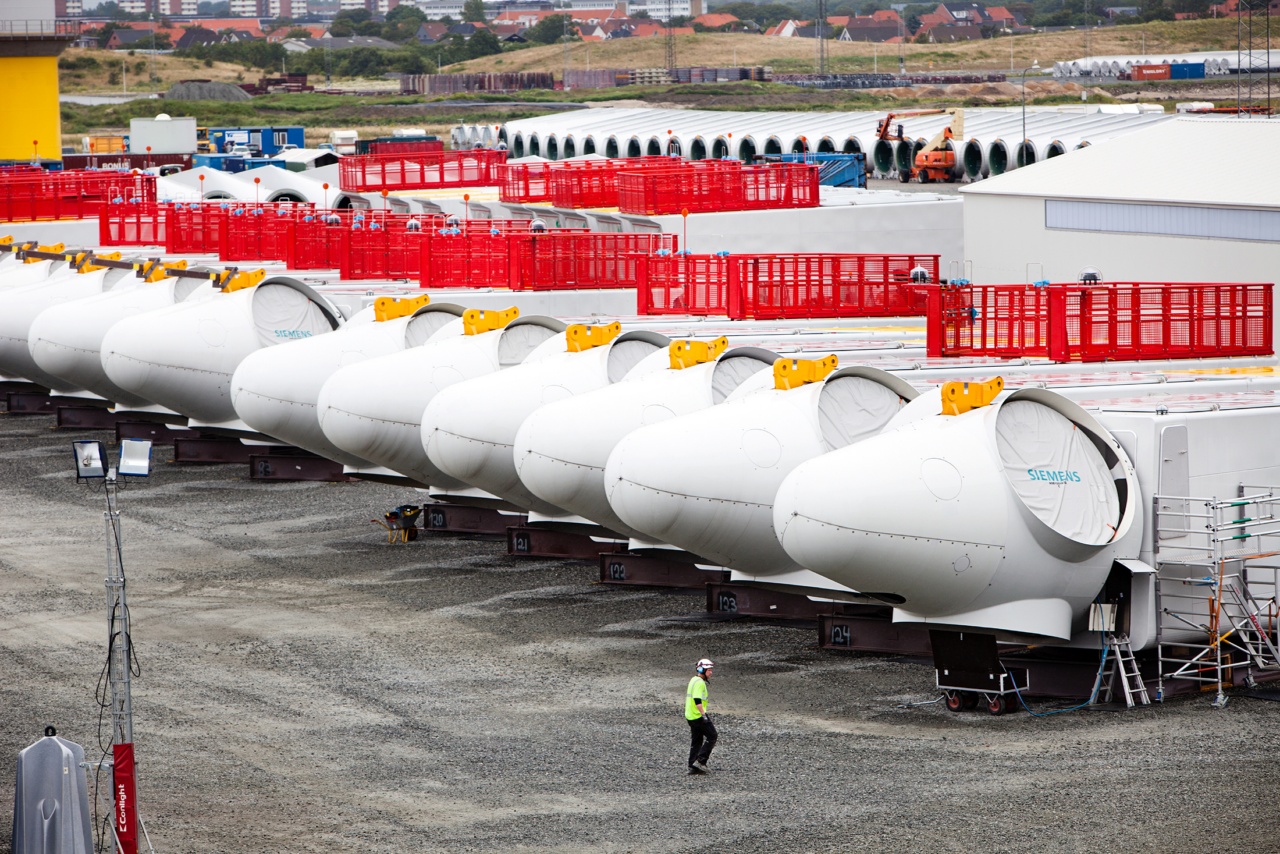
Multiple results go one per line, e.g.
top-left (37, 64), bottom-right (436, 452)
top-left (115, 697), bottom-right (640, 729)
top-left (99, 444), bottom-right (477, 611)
top-left (1236, 0), bottom-right (1273, 116)
top-left (1154, 486), bottom-right (1280, 706)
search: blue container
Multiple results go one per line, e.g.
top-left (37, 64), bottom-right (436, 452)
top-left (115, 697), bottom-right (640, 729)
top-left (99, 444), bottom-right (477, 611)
top-left (769, 153), bottom-right (867, 188)
top-left (1170, 62), bottom-right (1206, 80)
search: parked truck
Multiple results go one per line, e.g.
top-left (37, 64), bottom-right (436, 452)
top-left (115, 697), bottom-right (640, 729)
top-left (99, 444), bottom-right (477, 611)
top-left (327, 130), bottom-right (359, 155)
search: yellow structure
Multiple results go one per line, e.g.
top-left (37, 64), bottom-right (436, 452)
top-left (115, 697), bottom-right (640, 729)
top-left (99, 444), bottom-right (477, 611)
top-left (0, 16), bottom-right (75, 163)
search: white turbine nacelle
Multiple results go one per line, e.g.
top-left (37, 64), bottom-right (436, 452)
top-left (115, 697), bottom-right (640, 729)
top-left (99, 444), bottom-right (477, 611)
top-left (514, 341), bottom-right (777, 539)
top-left (317, 311), bottom-right (566, 489)
top-left (604, 364), bottom-right (919, 577)
top-left (423, 324), bottom-right (670, 516)
top-left (231, 299), bottom-right (463, 466)
top-left (774, 385), bottom-right (1142, 643)
top-left (0, 263), bottom-right (137, 393)
top-left (29, 271), bottom-right (215, 408)
top-left (102, 277), bottom-right (343, 429)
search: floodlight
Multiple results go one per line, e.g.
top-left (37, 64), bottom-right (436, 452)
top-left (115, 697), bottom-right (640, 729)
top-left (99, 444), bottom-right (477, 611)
top-left (73, 440), bottom-right (107, 480)
top-left (118, 439), bottom-right (152, 477)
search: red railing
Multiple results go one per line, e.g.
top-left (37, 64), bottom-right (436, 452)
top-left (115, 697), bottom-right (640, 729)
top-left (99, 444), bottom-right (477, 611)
top-left (500, 156), bottom-right (673, 205)
top-left (638, 253), bottom-right (940, 319)
top-left (616, 162), bottom-right (819, 215)
top-left (420, 230), bottom-right (674, 290)
top-left (165, 203), bottom-right (229, 254)
top-left (0, 170), bottom-right (155, 223)
top-left (219, 204), bottom-right (313, 262)
top-left (339, 214), bottom-right (425, 280)
top-left (284, 211), bottom-right (355, 270)
top-left (99, 200), bottom-right (166, 246)
top-left (338, 150), bottom-right (507, 192)
top-left (926, 282), bottom-right (1274, 362)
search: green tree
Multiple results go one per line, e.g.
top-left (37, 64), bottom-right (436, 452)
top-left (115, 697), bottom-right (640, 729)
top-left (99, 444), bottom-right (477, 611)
top-left (524, 13), bottom-right (575, 44)
top-left (285, 27), bottom-right (312, 38)
top-left (383, 4), bottom-right (427, 41)
top-left (462, 0), bottom-right (488, 23)
top-left (466, 28), bottom-right (502, 57)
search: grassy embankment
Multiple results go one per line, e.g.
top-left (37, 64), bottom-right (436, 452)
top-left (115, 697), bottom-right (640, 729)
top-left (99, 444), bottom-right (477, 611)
top-left (58, 19), bottom-right (1244, 147)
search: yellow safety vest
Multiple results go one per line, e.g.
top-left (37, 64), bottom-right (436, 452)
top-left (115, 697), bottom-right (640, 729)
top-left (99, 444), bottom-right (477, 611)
top-left (685, 675), bottom-right (708, 720)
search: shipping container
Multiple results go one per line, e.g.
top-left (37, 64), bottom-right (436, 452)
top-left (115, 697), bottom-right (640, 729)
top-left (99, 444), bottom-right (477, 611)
top-left (129, 116), bottom-right (198, 155)
top-left (1130, 64), bottom-right (1172, 81)
top-left (207, 126), bottom-right (305, 157)
top-left (1169, 62), bottom-right (1206, 80)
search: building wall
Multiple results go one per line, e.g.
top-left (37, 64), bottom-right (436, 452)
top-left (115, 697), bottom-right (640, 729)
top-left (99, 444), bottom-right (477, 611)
top-left (963, 193), bottom-right (1280, 285)
top-left (647, 198), bottom-right (963, 266)
top-left (2, 0), bottom-right (56, 19)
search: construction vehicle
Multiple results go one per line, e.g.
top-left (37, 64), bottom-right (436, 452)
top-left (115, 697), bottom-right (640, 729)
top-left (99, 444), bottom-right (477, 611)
top-left (874, 108), bottom-right (964, 184)
top-left (196, 126), bottom-right (213, 154)
top-left (908, 108), bottom-right (964, 184)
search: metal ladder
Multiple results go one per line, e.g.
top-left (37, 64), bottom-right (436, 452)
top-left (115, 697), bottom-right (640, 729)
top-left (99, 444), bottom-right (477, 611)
top-left (1095, 633), bottom-right (1151, 707)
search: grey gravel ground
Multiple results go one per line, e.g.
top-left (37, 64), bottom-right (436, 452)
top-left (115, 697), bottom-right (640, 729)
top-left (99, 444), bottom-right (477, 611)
top-left (1, 409), bottom-right (1278, 854)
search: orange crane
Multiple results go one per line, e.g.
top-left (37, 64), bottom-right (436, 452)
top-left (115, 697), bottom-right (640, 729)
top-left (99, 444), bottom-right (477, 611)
top-left (908, 109), bottom-right (964, 184)
top-left (874, 109), bottom-right (949, 143)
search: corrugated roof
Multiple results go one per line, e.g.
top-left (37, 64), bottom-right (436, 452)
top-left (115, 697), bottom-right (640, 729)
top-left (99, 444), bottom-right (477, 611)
top-left (961, 116), bottom-right (1280, 208)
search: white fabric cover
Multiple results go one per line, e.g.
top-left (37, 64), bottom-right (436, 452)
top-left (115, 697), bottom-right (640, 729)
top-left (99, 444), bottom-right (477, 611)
top-left (404, 311), bottom-right (455, 348)
top-left (818, 377), bottom-right (907, 450)
top-left (996, 400), bottom-right (1120, 545)
top-left (251, 284), bottom-right (333, 347)
top-left (498, 323), bottom-right (559, 367)
top-left (606, 338), bottom-right (661, 382)
top-left (711, 354), bottom-right (770, 404)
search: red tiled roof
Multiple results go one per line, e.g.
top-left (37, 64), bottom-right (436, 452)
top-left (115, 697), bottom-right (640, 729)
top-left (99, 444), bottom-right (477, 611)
top-left (693, 12), bottom-right (739, 27)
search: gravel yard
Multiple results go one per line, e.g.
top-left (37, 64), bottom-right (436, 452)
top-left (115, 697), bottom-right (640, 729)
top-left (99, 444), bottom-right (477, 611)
top-left (1, 410), bottom-right (1277, 853)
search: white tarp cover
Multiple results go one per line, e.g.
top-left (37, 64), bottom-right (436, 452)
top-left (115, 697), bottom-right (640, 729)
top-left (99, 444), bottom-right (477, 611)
top-left (711, 354), bottom-right (770, 403)
top-left (606, 338), bottom-right (662, 383)
top-left (404, 311), bottom-right (455, 348)
top-left (995, 400), bottom-right (1120, 544)
top-left (819, 376), bottom-right (906, 449)
top-left (498, 323), bottom-right (559, 367)
top-left (251, 284), bottom-right (333, 347)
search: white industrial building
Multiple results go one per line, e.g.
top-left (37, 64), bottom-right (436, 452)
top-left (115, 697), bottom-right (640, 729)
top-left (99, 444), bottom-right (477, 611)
top-left (960, 117), bottom-right (1280, 285)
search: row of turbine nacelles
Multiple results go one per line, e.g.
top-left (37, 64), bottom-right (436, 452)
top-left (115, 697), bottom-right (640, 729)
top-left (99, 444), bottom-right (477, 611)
top-left (774, 382), bottom-right (1142, 642)
top-left (316, 309), bottom-right (567, 488)
top-left (422, 323), bottom-right (674, 516)
top-left (603, 360), bottom-right (921, 574)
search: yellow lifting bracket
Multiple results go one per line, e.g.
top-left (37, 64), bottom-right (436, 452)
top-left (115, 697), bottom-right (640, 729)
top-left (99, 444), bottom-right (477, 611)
top-left (71, 251), bottom-right (122, 273)
top-left (566, 322), bottom-right (622, 352)
top-left (773, 355), bottom-right (839, 390)
top-left (940, 376), bottom-right (1004, 416)
top-left (140, 259), bottom-right (188, 282)
top-left (669, 336), bottom-right (728, 370)
top-left (216, 269), bottom-right (266, 292)
top-left (0, 235), bottom-right (12, 247)
top-left (374, 294), bottom-right (432, 322)
top-left (463, 306), bottom-right (519, 336)
top-left (24, 243), bottom-right (64, 263)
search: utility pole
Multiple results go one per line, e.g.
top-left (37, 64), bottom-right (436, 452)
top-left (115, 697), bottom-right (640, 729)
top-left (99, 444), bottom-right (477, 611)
top-left (665, 0), bottom-right (676, 74)
top-left (815, 0), bottom-right (827, 75)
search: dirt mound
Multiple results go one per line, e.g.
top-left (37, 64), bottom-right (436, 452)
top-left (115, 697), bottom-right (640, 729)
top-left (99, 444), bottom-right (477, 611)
top-left (165, 80), bottom-right (252, 101)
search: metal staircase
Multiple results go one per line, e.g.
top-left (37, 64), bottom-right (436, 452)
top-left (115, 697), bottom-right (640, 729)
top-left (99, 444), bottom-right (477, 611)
top-left (1154, 486), bottom-right (1280, 706)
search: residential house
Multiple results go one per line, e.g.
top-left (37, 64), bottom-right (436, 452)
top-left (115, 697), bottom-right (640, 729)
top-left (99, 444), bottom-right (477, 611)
top-left (175, 26), bottom-right (220, 49)
top-left (414, 21), bottom-right (449, 44)
top-left (764, 19), bottom-right (802, 36)
top-left (106, 29), bottom-right (156, 49)
top-left (219, 29), bottom-right (263, 42)
top-left (266, 25), bottom-right (328, 42)
top-left (691, 12), bottom-right (739, 29)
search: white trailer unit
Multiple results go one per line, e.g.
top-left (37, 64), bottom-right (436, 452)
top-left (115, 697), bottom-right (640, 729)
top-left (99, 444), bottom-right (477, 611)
top-left (129, 115), bottom-right (198, 155)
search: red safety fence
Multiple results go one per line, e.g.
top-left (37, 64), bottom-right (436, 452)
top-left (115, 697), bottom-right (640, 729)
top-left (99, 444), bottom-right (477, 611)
top-left (617, 162), bottom-right (819, 215)
top-left (420, 230), bottom-right (675, 290)
top-left (512, 232), bottom-right (675, 291)
top-left (339, 213), bottom-right (425, 280)
top-left (926, 282), bottom-right (1273, 362)
top-left (0, 170), bottom-right (155, 223)
top-left (419, 219), bottom-right (544, 287)
top-left (165, 202), bottom-right (228, 254)
top-left (499, 157), bottom-right (673, 205)
top-left (284, 210), bottom-right (357, 270)
top-left (638, 253), bottom-right (940, 319)
top-left (99, 200), bottom-right (166, 246)
top-left (219, 203), bottom-right (314, 262)
top-left (338, 150), bottom-right (507, 192)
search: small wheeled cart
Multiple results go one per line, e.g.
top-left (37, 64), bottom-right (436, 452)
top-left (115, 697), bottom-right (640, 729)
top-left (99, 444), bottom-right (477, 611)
top-left (931, 629), bottom-right (1028, 716)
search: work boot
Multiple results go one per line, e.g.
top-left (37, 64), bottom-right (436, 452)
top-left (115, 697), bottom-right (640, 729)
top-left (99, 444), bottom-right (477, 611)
top-left (688, 764), bottom-right (706, 775)
top-left (693, 760), bottom-right (709, 773)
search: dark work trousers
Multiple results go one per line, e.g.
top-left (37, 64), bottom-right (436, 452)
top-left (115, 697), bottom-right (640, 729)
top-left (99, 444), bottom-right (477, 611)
top-left (687, 716), bottom-right (717, 767)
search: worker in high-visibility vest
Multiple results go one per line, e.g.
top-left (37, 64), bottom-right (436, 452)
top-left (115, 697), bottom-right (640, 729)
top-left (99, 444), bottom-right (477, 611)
top-left (685, 658), bottom-right (717, 774)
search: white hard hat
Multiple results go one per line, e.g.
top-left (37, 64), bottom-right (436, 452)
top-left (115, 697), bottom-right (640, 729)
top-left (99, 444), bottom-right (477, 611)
top-left (696, 658), bottom-right (714, 672)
